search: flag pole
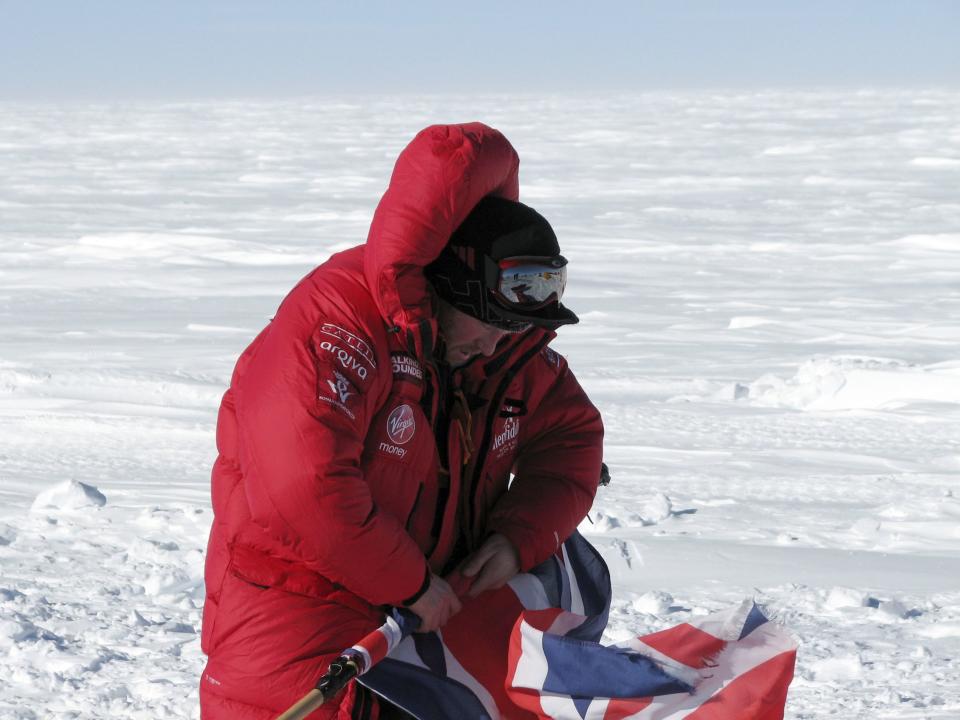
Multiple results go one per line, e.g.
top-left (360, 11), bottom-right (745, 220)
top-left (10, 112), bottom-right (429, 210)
top-left (274, 610), bottom-right (419, 720)
top-left (275, 654), bottom-right (362, 720)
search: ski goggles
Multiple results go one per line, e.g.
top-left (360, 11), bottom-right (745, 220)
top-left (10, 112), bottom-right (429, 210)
top-left (485, 255), bottom-right (568, 312)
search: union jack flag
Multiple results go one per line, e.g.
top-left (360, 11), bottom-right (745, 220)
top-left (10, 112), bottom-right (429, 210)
top-left (349, 533), bottom-right (796, 719)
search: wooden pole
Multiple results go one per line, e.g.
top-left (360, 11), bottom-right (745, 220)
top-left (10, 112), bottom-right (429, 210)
top-left (275, 656), bottom-right (360, 720)
top-left (275, 688), bottom-right (327, 720)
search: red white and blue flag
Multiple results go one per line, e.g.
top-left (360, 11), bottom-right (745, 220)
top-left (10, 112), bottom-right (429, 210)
top-left (350, 533), bottom-right (797, 719)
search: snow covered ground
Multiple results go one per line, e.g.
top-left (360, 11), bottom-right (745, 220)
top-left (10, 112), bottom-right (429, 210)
top-left (1, 90), bottom-right (959, 718)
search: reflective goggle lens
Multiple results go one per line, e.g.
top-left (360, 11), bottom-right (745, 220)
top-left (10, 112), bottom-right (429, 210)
top-left (495, 256), bottom-right (567, 308)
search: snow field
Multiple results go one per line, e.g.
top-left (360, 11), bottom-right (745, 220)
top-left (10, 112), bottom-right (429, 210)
top-left (1, 90), bottom-right (959, 718)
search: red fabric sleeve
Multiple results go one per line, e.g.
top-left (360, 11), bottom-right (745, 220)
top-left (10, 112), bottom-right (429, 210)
top-left (234, 315), bottom-right (428, 607)
top-left (487, 358), bottom-right (604, 571)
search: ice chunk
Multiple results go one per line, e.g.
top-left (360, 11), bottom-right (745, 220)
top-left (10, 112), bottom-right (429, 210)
top-left (0, 617), bottom-right (38, 649)
top-left (825, 587), bottom-right (872, 609)
top-left (634, 493), bottom-right (673, 525)
top-left (585, 511), bottom-right (621, 532)
top-left (31, 480), bottom-right (107, 511)
top-left (877, 599), bottom-right (914, 619)
top-left (632, 591), bottom-right (675, 615)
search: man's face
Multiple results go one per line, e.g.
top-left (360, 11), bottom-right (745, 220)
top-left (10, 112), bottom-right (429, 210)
top-left (437, 300), bottom-right (512, 368)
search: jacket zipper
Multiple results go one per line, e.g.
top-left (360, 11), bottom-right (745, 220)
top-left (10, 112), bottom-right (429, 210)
top-left (464, 335), bottom-right (552, 546)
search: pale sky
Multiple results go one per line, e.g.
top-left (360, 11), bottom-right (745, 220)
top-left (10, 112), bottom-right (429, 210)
top-left (1, 0), bottom-right (958, 100)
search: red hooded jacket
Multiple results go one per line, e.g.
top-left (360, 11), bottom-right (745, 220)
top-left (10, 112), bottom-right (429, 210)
top-left (200, 124), bottom-right (604, 718)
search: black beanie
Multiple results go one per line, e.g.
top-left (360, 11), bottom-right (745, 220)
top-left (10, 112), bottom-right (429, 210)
top-left (426, 196), bottom-right (578, 329)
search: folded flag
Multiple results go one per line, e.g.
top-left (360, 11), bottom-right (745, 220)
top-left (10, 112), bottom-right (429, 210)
top-left (357, 532), bottom-right (797, 719)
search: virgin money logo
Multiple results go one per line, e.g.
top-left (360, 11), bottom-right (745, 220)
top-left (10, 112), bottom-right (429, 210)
top-left (386, 404), bottom-right (416, 445)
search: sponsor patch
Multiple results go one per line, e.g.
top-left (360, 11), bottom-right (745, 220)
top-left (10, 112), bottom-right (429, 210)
top-left (390, 352), bottom-right (423, 384)
top-left (319, 323), bottom-right (376, 369)
top-left (328, 370), bottom-right (353, 403)
top-left (386, 404), bottom-right (416, 445)
top-left (319, 339), bottom-right (371, 381)
top-left (492, 416), bottom-right (520, 458)
top-left (318, 369), bottom-right (357, 419)
top-left (378, 441), bottom-right (407, 459)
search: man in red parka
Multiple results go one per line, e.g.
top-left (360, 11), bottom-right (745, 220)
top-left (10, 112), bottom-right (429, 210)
top-left (199, 123), bottom-right (604, 719)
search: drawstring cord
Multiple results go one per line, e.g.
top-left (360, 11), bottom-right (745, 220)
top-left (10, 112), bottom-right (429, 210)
top-left (453, 388), bottom-right (474, 468)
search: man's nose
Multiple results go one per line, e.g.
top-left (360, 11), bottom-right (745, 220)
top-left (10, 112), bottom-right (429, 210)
top-left (478, 331), bottom-right (502, 357)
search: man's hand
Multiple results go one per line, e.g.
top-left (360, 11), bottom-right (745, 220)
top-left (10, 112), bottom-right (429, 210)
top-left (459, 533), bottom-right (520, 598)
top-left (408, 573), bottom-right (462, 633)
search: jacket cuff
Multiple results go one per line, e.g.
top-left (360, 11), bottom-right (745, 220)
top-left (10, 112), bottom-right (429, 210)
top-left (400, 564), bottom-right (431, 607)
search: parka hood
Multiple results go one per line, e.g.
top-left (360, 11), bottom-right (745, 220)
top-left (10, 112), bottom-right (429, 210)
top-left (363, 123), bottom-right (520, 357)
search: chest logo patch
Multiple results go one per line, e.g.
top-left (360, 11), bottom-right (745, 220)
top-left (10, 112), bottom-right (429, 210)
top-left (318, 370), bottom-right (357, 420)
top-left (320, 324), bottom-right (376, 369)
top-left (493, 416), bottom-right (519, 449)
top-left (328, 371), bottom-right (354, 404)
top-left (386, 404), bottom-right (416, 445)
top-left (391, 353), bottom-right (423, 384)
top-left (492, 416), bottom-right (520, 458)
